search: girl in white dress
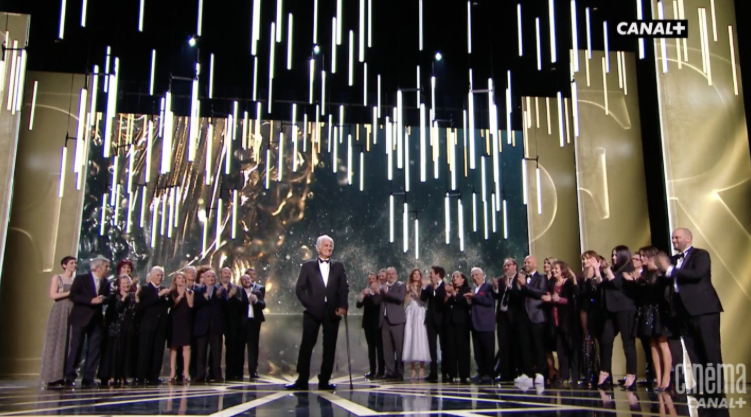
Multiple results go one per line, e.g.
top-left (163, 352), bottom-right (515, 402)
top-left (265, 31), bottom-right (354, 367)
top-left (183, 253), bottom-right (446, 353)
top-left (402, 269), bottom-right (431, 380)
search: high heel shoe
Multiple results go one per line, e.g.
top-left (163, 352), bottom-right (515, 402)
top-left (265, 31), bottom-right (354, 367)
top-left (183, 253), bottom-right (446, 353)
top-left (597, 374), bottom-right (613, 389)
top-left (622, 376), bottom-right (637, 391)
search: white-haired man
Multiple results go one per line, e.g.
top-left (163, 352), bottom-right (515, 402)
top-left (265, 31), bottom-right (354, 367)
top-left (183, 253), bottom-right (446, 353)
top-left (64, 256), bottom-right (111, 388)
top-left (136, 266), bottom-right (172, 385)
top-left (286, 235), bottom-right (349, 391)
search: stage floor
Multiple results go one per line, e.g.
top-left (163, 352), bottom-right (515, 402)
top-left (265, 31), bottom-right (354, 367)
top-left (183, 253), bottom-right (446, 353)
top-left (1, 376), bottom-right (748, 417)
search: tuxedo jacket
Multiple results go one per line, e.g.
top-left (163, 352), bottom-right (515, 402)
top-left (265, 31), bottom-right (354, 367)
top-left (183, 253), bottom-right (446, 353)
top-left (509, 272), bottom-right (548, 324)
top-left (295, 259), bottom-right (349, 321)
top-left (239, 284), bottom-right (267, 324)
top-left (138, 282), bottom-right (172, 332)
top-left (374, 281), bottom-right (406, 327)
top-left (68, 272), bottom-right (110, 327)
top-left (601, 265), bottom-right (637, 312)
top-left (421, 281), bottom-right (447, 326)
top-left (470, 282), bottom-right (496, 332)
top-left (224, 283), bottom-right (246, 334)
top-left (356, 292), bottom-right (380, 329)
top-left (193, 285), bottom-right (228, 337)
top-left (669, 248), bottom-right (723, 316)
top-left (446, 286), bottom-right (471, 325)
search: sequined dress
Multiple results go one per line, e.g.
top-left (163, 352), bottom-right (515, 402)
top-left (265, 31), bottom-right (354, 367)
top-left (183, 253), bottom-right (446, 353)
top-left (38, 275), bottom-right (74, 385)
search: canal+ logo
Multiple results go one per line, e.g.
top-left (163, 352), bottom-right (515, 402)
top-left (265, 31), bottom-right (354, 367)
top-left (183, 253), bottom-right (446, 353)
top-left (616, 19), bottom-right (689, 38)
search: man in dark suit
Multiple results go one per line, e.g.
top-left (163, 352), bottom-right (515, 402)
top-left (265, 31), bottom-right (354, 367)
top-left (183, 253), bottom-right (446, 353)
top-left (421, 265), bottom-right (448, 382)
top-left (510, 255), bottom-right (548, 387)
top-left (356, 272), bottom-right (384, 379)
top-left (193, 270), bottom-right (228, 382)
top-left (374, 266), bottom-right (406, 381)
top-left (656, 228), bottom-right (724, 394)
top-left (65, 256), bottom-right (111, 387)
top-left (466, 267), bottom-right (495, 384)
top-left (286, 235), bottom-right (349, 391)
top-left (220, 267), bottom-right (245, 381)
top-left (239, 269), bottom-right (266, 379)
top-left (136, 266), bottom-right (172, 385)
top-left (492, 258), bottom-right (520, 382)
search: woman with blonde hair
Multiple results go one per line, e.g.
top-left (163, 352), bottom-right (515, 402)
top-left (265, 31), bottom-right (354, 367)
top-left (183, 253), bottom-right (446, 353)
top-left (579, 250), bottom-right (606, 387)
top-left (402, 268), bottom-right (431, 380)
top-left (169, 272), bottom-right (195, 383)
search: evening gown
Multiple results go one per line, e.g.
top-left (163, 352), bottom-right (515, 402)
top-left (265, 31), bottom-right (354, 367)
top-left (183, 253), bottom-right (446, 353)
top-left (38, 275), bottom-right (74, 385)
top-left (99, 293), bottom-right (139, 381)
top-left (634, 272), bottom-right (672, 338)
top-left (402, 297), bottom-right (431, 362)
top-left (169, 295), bottom-right (192, 348)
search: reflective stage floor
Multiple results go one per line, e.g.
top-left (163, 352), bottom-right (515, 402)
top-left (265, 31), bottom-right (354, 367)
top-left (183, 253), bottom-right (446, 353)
top-left (1, 376), bottom-right (749, 417)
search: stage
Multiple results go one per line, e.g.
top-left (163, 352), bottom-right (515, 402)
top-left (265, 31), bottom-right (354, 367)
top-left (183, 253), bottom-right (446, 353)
top-left (0, 377), bottom-right (747, 417)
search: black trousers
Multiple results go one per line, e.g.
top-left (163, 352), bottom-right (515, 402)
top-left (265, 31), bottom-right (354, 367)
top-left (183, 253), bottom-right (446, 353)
top-left (242, 319), bottom-right (262, 376)
top-left (426, 319), bottom-right (449, 377)
top-left (515, 314), bottom-right (547, 378)
top-left (471, 330), bottom-right (495, 378)
top-left (679, 308), bottom-right (723, 393)
top-left (137, 323), bottom-right (167, 381)
top-left (296, 312), bottom-right (340, 384)
top-left (451, 322), bottom-right (471, 380)
top-left (599, 309), bottom-right (637, 375)
top-left (196, 330), bottom-right (224, 381)
top-left (224, 328), bottom-right (242, 380)
top-left (639, 336), bottom-right (655, 380)
top-left (555, 327), bottom-right (579, 382)
top-left (495, 312), bottom-right (516, 379)
top-left (363, 324), bottom-right (384, 375)
top-left (65, 320), bottom-right (103, 382)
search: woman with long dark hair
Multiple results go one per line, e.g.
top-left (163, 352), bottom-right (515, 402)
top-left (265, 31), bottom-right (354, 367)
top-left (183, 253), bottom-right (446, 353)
top-left (595, 245), bottom-right (638, 389)
top-left (402, 269), bottom-right (431, 380)
top-left (542, 257), bottom-right (559, 384)
top-left (542, 261), bottom-right (581, 387)
top-left (445, 271), bottom-right (472, 384)
top-left (578, 251), bottom-right (604, 387)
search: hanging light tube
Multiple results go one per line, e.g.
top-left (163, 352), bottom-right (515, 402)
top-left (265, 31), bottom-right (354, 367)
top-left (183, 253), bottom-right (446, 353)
top-left (414, 218), bottom-right (420, 259)
top-left (253, 56), bottom-right (259, 101)
top-left (377, 74), bottom-right (381, 117)
top-left (467, 1), bottom-right (472, 54)
top-left (730, 26), bottom-right (739, 96)
top-left (458, 200), bottom-right (465, 251)
top-left (292, 104), bottom-right (298, 171)
top-left (145, 120), bottom-right (153, 179)
top-left (197, 0), bottom-right (204, 36)
top-left (231, 190), bottom-right (238, 239)
top-left (502, 199), bottom-right (508, 238)
top-left (360, 152), bottom-right (365, 191)
top-left (277, 131), bottom-right (284, 181)
top-left (59, 0), bottom-right (67, 39)
top-left (333, 125), bottom-right (339, 173)
top-left (332, 18), bottom-right (337, 73)
top-left (372, 106), bottom-right (378, 145)
top-left (604, 21), bottom-right (610, 72)
top-left (472, 192), bottom-right (478, 232)
top-left (368, 0), bottom-right (372, 47)
top-left (420, 104), bottom-right (427, 182)
top-left (81, 0), bottom-right (88, 27)
top-left (205, 123), bottom-right (213, 185)
top-left (397, 90), bottom-right (403, 169)
top-left (483, 199), bottom-right (489, 240)
top-left (252, 0), bottom-right (260, 55)
top-left (536, 165), bottom-right (542, 214)
top-left (287, 14), bottom-right (294, 70)
top-left (265, 148), bottom-right (271, 189)
top-left (549, 0), bottom-right (557, 63)
top-left (557, 92), bottom-right (564, 147)
top-left (89, 65), bottom-right (99, 126)
top-left (159, 188), bottom-right (167, 236)
top-left (636, 0), bottom-right (645, 59)
top-left (347, 133), bottom-right (353, 185)
top-left (535, 18), bottom-right (542, 70)
top-left (139, 187), bottom-right (147, 228)
top-left (138, 0), bottom-right (145, 31)
top-left (348, 30), bottom-right (354, 86)
top-left (58, 147), bottom-right (68, 198)
top-left (389, 195), bottom-right (394, 242)
top-left (571, 0), bottom-right (579, 71)
top-left (522, 159), bottom-right (528, 204)
top-left (451, 130), bottom-right (457, 190)
top-left (322, 70), bottom-right (327, 114)
top-left (13, 50), bottom-right (28, 114)
top-left (360, 0), bottom-right (366, 60)
top-left (710, 0), bottom-right (717, 42)
top-left (313, 0), bottom-right (319, 44)
top-left (468, 91), bottom-right (476, 168)
top-left (518, 4), bottom-right (523, 56)
top-left (304, 113), bottom-right (308, 152)
top-left (481, 156), bottom-right (487, 203)
top-left (269, 23), bottom-right (276, 114)
top-left (658, 2), bottom-right (669, 74)
top-left (386, 117), bottom-right (393, 180)
top-left (148, 50), bottom-right (157, 96)
top-left (586, 7), bottom-right (592, 59)
top-left (276, 0), bottom-right (283, 42)
top-left (491, 194), bottom-right (497, 233)
top-left (364, 63), bottom-right (368, 106)
top-left (232, 101), bottom-right (239, 140)
top-left (74, 89), bottom-right (87, 172)
top-left (443, 194), bottom-right (451, 244)
top-left (602, 57), bottom-right (609, 114)
top-left (309, 58), bottom-right (315, 104)
top-left (216, 199), bottom-right (222, 249)
top-left (150, 197), bottom-right (158, 246)
top-left (336, 0), bottom-right (343, 44)
top-left (572, 81), bottom-right (580, 136)
top-left (403, 202), bottom-right (409, 253)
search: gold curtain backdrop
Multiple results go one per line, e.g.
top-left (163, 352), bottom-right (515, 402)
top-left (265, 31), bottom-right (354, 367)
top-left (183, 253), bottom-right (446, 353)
top-left (651, 0), bottom-right (751, 369)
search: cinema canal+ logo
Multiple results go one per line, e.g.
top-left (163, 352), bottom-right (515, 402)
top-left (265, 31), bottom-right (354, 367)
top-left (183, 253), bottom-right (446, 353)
top-left (616, 19), bottom-right (689, 38)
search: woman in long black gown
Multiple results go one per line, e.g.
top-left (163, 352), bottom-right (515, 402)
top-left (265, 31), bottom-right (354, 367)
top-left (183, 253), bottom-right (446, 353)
top-left (169, 272), bottom-right (194, 383)
top-left (99, 275), bottom-right (138, 386)
top-left (445, 271), bottom-right (472, 384)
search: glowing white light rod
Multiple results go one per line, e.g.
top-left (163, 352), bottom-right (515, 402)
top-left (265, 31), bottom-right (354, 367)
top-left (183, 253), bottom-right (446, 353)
top-left (372, 106), bottom-right (378, 144)
top-left (445, 194), bottom-right (451, 244)
top-left (309, 58), bottom-right (315, 104)
top-left (403, 202), bottom-right (408, 253)
top-left (28, 81), bottom-right (39, 130)
top-left (360, 0), bottom-right (366, 60)
top-left (347, 133), bottom-right (353, 185)
top-left (208, 53), bottom-right (215, 99)
top-left (377, 74), bottom-right (381, 117)
top-left (468, 91), bottom-right (476, 169)
top-left (636, 0), bottom-right (645, 59)
top-left (502, 199), bottom-right (508, 238)
top-left (483, 199), bottom-right (489, 240)
top-left (557, 92), bottom-right (565, 147)
top-left (138, 0), bottom-right (145, 31)
top-left (467, 1), bottom-right (472, 54)
top-left (149, 50), bottom-right (156, 96)
top-left (197, 0), bottom-right (204, 36)
top-left (571, 0), bottom-right (579, 71)
top-left (253, 57), bottom-right (258, 101)
top-left (730, 26), bottom-right (739, 96)
top-left (661, 2), bottom-right (670, 73)
top-left (415, 218), bottom-right (419, 259)
top-left (349, 30), bottom-right (354, 86)
top-left (81, 0), bottom-right (88, 27)
top-left (364, 63), bottom-right (368, 106)
top-left (420, 104), bottom-right (427, 182)
top-left (89, 65), bottom-right (99, 126)
top-left (313, 0), bottom-right (319, 43)
top-left (216, 199), bottom-right (222, 249)
top-left (419, 0), bottom-right (424, 51)
top-left (59, 0), bottom-right (67, 39)
top-left (368, 0), bottom-right (372, 47)
top-left (481, 156), bottom-right (487, 203)
top-left (337, 0), bottom-right (343, 44)
top-left (58, 147), bottom-right (67, 197)
top-left (277, 131), bottom-right (284, 181)
top-left (522, 159), bottom-right (528, 204)
top-left (586, 7), bottom-right (592, 59)
top-left (604, 21), bottom-right (610, 72)
top-left (333, 126), bottom-right (339, 173)
top-left (518, 4), bottom-right (523, 56)
top-left (389, 195), bottom-right (395, 242)
top-left (276, 0), bottom-right (283, 42)
top-left (292, 104), bottom-right (298, 170)
top-left (397, 90), bottom-right (403, 169)
top-left (252, 0), bottom-right (261, 55)
top-left (536, 166), bottom-right (542, 214)
top-left (232, 190), bottom-right (238, 239)
top-left (331, 18), bottom-right (337, 74)
top-left (472, 192), bottom-right (478, 232)
top-left (232, 101), bottom-right (239, 140)
top-left (710, 0), bottom-right (717, 42)
top-left (206, 123), bottom-right (214, 185)
top-left (269, 23), bottom-right (276, 113)
top-left (139, 187), bottom-right (147, 228)
top-left (360, 152), bottom-right (364, 191)
top-left (416, 65), bottom-right (421, 105)
top-left (549, 0), bottom-right (557, 63)
top-left (572, 81), bottom-right (580, 136)
top-left (491, 194), bottom-right (497, 233)
top-left (74, 89), bottom-right (88, 171)
top-left (451, 130), bottom-right (457, 190)
top-left (386, 117), bottom-right (393, 180)
top-left (287, 14), bottom-right (294, 70)
top-left (146, 120), bottom-right (153, 179)
top-left (322, 70), bottom-right (327, 114)
top-left (265, 148), bottom-right (270, 189)
top-left (535, 18), bottom-right (542, 70)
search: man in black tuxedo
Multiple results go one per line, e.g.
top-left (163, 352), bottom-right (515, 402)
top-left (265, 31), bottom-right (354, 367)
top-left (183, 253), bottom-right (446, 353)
top-left (356, 272), bottom-right (384, 379)
top-left (286, 235), bottom-right (349, 391)
top-left (509, 256), bottom-right (548, 387)
top-left (421, 265), bottom-right (448, 382)
top-left (193, 270), bottom-right (228, 382)
top-left (656, 228), bottom-right (724, 393)
top-left (220, 267), bottom-right (245, 381)
top-left (492, 258), bottom-right (520, 382)
top-left (239, 270), bottom-right (266, 379)
top-left (65, 256), bottom-right (111, 387)
top-left (136, 266), bottom-right (172, 384)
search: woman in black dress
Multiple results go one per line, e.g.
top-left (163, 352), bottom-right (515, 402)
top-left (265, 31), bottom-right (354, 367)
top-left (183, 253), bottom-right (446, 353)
top-left (542, 261), bottom-right (580, 387)
top-left (626, 246), bottom-right (672, 391)
top-left (99, 275), bottom-right (138, 386)
top-left (542, 257), bottom-right (559, 384)
top-left (446, 271), bottom-right (472, 384)
top-left (169, 271), bottom-right (194, 383)
top-left (579, 251), bottom-right (605, 388)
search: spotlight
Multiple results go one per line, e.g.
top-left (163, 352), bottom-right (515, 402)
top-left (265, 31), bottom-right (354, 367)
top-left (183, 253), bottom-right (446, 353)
top-left (313, 44), bottom-right (321, 54)
top-left (188, 36), bottom-right (197, 47)
top-left (435, 51), bottom-right (442, 61)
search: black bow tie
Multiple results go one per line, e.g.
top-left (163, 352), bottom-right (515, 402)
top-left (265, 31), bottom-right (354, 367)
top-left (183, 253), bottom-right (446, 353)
top-left (678, 253), bottom-right (685, 260)
top-left (319, 259), bottom-right (330, 264)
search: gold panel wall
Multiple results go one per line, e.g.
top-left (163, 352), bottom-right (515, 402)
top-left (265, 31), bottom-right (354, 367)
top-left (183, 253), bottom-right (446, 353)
top-left (652, 0), bottom-right (751, 369)
top-left (0, 14), bottom-right (31, 277)
top-left (572, 50), bottom-right (652, 377)
top-left (522, 96), bottom-right (580, 267)
top-left (0, 72), bottom-right (88, 376)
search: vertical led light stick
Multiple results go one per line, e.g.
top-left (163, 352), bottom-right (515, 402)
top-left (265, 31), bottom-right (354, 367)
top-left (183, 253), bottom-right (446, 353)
top-left (28, 81), bottom-right (40, 130)
top-left (536, 165), bottom-right (542, 214)
top-left (252, 0), bottom-right (261, 55)
top-left (420, 104), bottom-right (426, 182)
top-left (604, 21), bottom-right (610, 72)
top-left (403, 202), bottom-right (408, 253)
top-left (287, 14), bottom-right (294, 70)
top-left (206, 123), bottom-right (214, 185)
top-left (467, 1), bottom-right (472, 54)
top-left (197, 0), bottom-right (204, 35)
top-left (472, 192), bottom-right (478, 232)
top-left (232, 190), bottom-right (238, 239)
top-left (389, 195), bottom-right (394, 242)
top-left (276, 0), bottom-right (283, 42)
top-left (347, 134), bottom-right (353, 185)
top-left (518, 4), bottom-right (523, 56)
top-left (269, 23), bottom-right (276, 113)
top-left (368, 0), bottom-right (372, 47)
top-left (397, 90), bottom-right (403, 169)
top-left (549, 0), bottom-right (557, 63)
top-left (58, 147), bottom-right (68, 198)
top-left (149, 50), bottom-right (157, 96)
top-left (458, 200), bottom-right (465, 251)
top-left (331, 18), bottom-right (337, 74)
top-left (445, 194), bottom-right (451, 244)
top-left (585, 7), bottom-right (592, 59)
top-left (309, 58), bottom-right (315, 103)
top-left (535, 18), bottom-right (542, 70)
top-left (571, 0), bottom-right (579, 71)
top-left (59, 0), bottom-right (67, 39)
top-left (138, 0), bottom-right (145, 31)
top-left (557, 92), bottom-right (564, 147)
top-left (360, 0), bottom-right (366, 60)
top-left (216, 199), bottom-right (223, 249)
top-left (419, 0), bottom-right (424, 51)
top-left (522, 159), bottom-right (528, 204)
top-left (414, 218), bottom-right (419, 259)
top-left (313, 0), bottom-right (319, 44)
top-left (636, 0), bottom-right (645, 59)
top-left (348, 30), bottom-right (354, 86)
top-left (278, 131), bottom-right (284, 181)
top-left (360, 152), bottom-right (365, 191)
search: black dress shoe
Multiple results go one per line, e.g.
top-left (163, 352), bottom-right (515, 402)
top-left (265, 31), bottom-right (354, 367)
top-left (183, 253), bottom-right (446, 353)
top-left (374, 373), bottom-right (385, 380)
top-left (250, 373), bottom-right (260, 379)
top-left (442, 376), bottom-right (454, 383)
top-left (47, 380), bottom-right (64, 387)
top-left (638, 379), bottom-right (652, 386)
top-left (285, 381), bottom-right (309, 391)
top-left (364, 372), bottom-right (374, 379)
top-left (318, 382), bottom-right (336, 391)
top-left (81, 380), bottom-right (99, 389)
top-left (148, 378), bottom-right (163, 386)
top-left (459, 378), bottom-right (470, 385)
top-left (63, 380), bottom-right (76, 388)
top-left (424, 375), bottom-right (438, 382)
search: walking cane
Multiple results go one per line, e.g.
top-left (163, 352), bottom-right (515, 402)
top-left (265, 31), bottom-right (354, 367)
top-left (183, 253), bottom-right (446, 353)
top-left (344, 313), bottom-right (354, 389)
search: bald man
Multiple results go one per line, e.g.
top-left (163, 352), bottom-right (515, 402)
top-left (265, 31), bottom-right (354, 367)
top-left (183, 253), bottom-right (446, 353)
top-left (655, 228), bottom-right (724, 394)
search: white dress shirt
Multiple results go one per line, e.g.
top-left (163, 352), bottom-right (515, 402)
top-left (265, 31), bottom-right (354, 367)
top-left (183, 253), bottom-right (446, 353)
top-left (245, 287), bottom-right (255, 319)
top-left (92, 272), bottom-right (101, 294)
top-left (319, 258), bottom-right (330, 302)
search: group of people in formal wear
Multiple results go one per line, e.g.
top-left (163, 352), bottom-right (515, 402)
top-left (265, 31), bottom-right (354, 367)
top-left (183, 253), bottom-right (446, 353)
top-left (287, 229), bottom-right (724, 394)
top-left (38, 258), bottom-right (266, 388)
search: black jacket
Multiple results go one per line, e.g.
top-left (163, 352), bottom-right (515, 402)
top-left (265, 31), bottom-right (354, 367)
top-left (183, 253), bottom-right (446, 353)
top-left (601, 265), bottom-right (637, 312)
top-left (138, 282), bottom-right (172, 332)
top-left (193, 285), bottom-right (228, 337)
top-left (668, 248), bottom-right (723, 316)
top-left (295, 259), bottom-right (349, 320)
top-left (239, 284), bottom-right (267, 324)
top-left (68, 272), bottom-right (110, 327)
top-left (356, 291), bottom-right (380, 329)
top-left (421, 282), bottom-right (447, 326)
